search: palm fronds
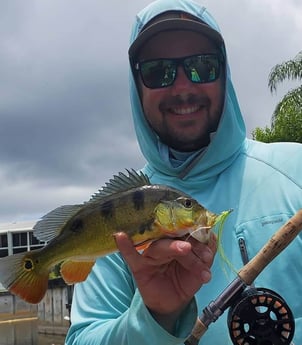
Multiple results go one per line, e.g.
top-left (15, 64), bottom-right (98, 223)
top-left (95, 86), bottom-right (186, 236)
top-left (268, 51), bottom-right (302, 93)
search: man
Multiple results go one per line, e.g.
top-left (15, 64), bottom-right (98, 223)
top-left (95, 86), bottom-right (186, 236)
top-left (65, 0), bottom-right (302, 344)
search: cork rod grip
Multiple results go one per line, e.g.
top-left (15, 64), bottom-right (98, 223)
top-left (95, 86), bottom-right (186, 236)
top-left (185, 318), bottom-right (208, 345)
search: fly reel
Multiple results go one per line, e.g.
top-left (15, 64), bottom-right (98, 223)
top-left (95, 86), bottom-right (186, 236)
top-left (227, 287), bottom-right (295, 345)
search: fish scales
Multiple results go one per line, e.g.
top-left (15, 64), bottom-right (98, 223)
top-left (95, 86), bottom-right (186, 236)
top-left (59, 185), bottom-right (184, 256)
top-left (0, 169), bottom-right (224, 304)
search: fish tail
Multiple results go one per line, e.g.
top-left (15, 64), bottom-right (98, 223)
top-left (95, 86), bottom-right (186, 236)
top-left (0, 249), bottom-right (49, 304)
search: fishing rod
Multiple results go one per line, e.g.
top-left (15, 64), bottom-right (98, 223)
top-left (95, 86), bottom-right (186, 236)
top-left (185, 208), bottom-right (302, 345)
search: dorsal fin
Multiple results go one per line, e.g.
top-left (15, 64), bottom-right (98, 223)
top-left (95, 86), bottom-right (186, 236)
top-left (88, 169), bottom-right (150, 202)
top-left (33, 205), bottom-right (82, 242)
top-left (33, 170), bottom-right (150, 242)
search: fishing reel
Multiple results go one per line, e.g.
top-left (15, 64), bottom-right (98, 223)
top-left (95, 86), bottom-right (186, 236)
top-left (227, 287), bottom-right (295, 345)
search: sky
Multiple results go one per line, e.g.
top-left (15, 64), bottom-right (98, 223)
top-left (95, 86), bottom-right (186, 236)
top-left (0, 0), bottom-right (301, 223)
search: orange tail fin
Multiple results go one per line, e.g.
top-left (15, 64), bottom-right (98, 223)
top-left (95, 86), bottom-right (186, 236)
top-left (0, 250), bottom-right (49, 304)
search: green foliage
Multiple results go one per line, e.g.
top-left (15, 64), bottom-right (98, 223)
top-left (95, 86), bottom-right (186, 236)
top-left (253, 52), bottom-right (302, 143)
top-left (268, 51), bottom-right (302, 93)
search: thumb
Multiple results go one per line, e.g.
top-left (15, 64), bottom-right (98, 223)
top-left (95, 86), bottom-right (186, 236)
top-left (114, 232), bottom-right (142, 269)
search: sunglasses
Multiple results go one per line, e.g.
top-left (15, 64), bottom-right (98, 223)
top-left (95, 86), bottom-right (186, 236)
top-left (134, 53), bottom-right (222, 89)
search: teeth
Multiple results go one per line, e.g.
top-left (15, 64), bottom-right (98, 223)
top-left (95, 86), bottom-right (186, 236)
top-left (171, 105), bottom-right (200, 115)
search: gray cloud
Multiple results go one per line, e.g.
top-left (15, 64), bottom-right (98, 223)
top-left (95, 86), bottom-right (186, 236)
top-left (0, 0), bottom-right (301, 222)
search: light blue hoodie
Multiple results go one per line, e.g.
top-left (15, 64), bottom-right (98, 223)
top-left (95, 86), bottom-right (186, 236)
top-left (65, 0), bottom-right (302, 344)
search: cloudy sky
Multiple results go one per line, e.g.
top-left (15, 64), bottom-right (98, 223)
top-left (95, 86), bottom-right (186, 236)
top-left (0, 0), bottom-right (301, 223)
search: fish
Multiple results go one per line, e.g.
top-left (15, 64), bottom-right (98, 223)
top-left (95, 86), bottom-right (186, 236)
top-left (0, 169), bottom-right (225, 304)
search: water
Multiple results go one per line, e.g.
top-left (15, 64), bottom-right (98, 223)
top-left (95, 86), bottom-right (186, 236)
top-left (0, 319), bottom-right (66, 345)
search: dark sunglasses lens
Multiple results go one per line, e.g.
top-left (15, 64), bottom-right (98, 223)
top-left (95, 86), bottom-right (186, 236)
top-left (184, 55), bottom-right (220, 83)
top-left (140, 60), bottom-right (176, 88)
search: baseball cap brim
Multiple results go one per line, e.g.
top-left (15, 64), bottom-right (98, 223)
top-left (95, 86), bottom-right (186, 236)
top-left (129, 12), bottom-right (223, 60)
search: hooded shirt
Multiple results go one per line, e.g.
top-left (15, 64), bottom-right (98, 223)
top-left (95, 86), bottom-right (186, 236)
top-left (65, 1), bottom-right (302, 344)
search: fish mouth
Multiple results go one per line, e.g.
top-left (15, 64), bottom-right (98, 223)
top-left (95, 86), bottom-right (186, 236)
top-left (190, 225), bottom-right (212, 237)
top-left (195, 225), bottom-right (212, 233)
top-left (188, 226), bottom-right (212, 243)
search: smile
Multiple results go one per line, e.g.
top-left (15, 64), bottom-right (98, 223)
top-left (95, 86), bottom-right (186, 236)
top-left (170, 104), bottom-right (203, 115)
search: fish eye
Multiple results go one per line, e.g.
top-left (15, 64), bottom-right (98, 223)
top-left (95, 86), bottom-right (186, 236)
top-left (24, 258), bottom-right (34, 271)
top-left (179, 197), bottom-right (193, 208)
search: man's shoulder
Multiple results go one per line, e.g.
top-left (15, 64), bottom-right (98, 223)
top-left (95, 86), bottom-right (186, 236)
top-left (246, 138), bottom-right (302, 161)
top-left (245, 139), bottom-right (302, 181)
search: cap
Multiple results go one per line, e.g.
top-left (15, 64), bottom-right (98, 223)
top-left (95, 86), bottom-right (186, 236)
top-left (128, 11), bottom-right (223, 60)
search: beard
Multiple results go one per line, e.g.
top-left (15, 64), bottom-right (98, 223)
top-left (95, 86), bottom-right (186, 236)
top-left (153, 94), bottom-right (222, 151)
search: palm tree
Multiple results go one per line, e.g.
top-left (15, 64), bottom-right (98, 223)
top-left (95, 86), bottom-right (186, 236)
top-left (268, 51), bottom-right (302, 125)
top-left (252, 51), bottom-right (302, 143)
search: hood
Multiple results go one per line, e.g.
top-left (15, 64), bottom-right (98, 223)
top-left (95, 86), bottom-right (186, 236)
top-left (128, 0), bottom-right (246, 180)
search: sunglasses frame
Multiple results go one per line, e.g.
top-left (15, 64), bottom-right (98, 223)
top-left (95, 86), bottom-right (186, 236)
top-left (133, 53), bottom-right (223, 89)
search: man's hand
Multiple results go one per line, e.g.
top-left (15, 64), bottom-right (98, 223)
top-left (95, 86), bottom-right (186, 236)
top-left (114, 232), bottom-right (217, 332)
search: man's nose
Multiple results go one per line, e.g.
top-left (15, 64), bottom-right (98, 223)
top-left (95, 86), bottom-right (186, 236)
top-left (170, 66), bottom-right (194, 93)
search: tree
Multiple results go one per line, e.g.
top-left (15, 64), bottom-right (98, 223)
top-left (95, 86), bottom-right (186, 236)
top-left (252, 51), bottom-right (302, 143)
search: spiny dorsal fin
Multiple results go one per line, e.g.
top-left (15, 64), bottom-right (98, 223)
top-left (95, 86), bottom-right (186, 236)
top-left (33, 205), bottom-right (82, 242)
top-left (33, 170), bottom-right (149, 242)
top-left (88, 169), bottom-right (150, 202)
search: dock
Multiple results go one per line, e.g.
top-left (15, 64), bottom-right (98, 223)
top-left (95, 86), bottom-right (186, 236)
top-left (0, 278), bottom-right (72, 336)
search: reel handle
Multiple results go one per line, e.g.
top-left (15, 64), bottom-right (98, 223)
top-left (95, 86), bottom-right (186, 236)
top-left (185, 209), bottom-right (302, 345)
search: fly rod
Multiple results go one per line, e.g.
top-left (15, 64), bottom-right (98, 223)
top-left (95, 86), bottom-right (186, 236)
top-left (185, 208), bottom-right (302, 345)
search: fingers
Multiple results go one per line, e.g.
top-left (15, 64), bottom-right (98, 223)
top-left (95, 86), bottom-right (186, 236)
top-left (188, 233), bottom-right (217, 265)
top-left (114, 232), bottom-right (143, 270)
top-left (142, 238), bottom-right (192, 263)
top-left (144, 237), bottom-right (215, 273)
top-left (207, 232), bottom-right (218, 254)
top-left (114, 232), bottom-right (216, 284)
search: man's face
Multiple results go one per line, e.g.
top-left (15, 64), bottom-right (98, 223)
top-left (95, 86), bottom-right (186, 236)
top-left (137, 30), bottom-right (225, 152)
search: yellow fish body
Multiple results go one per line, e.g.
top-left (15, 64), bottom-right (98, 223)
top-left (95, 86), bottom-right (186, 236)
top-left (0, 170), bottom-right (220, 304)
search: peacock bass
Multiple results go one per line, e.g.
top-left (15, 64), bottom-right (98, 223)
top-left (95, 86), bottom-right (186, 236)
top-left (0, 170), bottom-right (227, 304)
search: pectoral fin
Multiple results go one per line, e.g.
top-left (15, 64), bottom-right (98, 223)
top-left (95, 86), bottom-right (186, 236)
top-left (60, 260), bottom-right (96, 284)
